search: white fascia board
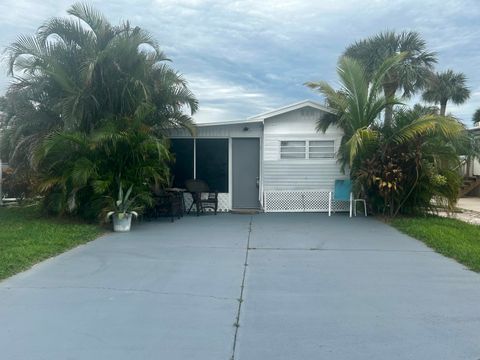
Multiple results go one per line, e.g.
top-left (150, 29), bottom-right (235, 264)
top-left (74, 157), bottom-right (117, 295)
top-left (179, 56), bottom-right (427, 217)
top-left (248, 100), bottom-right (336, 120)
top-left (194, 118), bottom-right (263, 127)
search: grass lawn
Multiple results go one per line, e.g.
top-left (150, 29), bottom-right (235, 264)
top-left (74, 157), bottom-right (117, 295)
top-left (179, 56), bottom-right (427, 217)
top-left (0, 205), bottom-right (103, 281)
top-left (391, 216), bottom-right (480, 272)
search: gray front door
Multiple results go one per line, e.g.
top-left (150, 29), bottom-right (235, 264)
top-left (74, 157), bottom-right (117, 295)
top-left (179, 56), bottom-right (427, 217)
top-left (232, 138), bottom-right (260, 209)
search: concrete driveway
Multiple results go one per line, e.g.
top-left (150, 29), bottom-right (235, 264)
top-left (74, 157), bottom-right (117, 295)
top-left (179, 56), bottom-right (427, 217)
top-left (1, 214), bottom-right (480, 359)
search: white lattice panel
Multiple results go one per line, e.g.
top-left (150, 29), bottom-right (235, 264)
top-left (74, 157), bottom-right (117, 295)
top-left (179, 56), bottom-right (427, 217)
top-left (263, 190), bottom-right (350, 213)
top-left (217, 193), bottom-right (230, 211)
top-left (183, 193), bottom-right (230, 213)
top-left (331, 200), bottom-right (350, 212)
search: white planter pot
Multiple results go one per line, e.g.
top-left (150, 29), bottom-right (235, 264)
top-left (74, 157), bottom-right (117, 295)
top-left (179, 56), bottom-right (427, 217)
top-left (112, 213), bottom-right (133, 232)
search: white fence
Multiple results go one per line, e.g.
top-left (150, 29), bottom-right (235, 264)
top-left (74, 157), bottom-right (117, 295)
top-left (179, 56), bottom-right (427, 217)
top-left (182, 190), bottom-right (351, 213)
top-left (263, 190), bottom-right (350, 213)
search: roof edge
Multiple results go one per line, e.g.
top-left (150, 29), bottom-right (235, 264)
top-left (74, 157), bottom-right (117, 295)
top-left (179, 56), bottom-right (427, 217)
top-left (194, 118), bottom-right (263, 127)
top-left (192, 99), bottom-right (335, 127)
top-left (247, 99), bottom-right (335, 120)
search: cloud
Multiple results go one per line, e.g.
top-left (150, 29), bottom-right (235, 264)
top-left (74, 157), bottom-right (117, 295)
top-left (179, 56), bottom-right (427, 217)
top-left (186, 74), bottom-right (284, 122)
top-left (0, 0), bottom-right (479, 125)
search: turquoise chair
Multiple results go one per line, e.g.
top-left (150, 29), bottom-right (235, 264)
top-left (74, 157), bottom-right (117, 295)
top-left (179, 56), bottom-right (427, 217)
top-left (328, 179), bottom-right (367, 217)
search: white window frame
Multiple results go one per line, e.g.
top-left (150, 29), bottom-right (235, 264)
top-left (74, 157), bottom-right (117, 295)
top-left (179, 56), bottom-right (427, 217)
top-left (308, 140), bottom-right (335, 159)
top-left (280, 140), bottom-right (335, 160)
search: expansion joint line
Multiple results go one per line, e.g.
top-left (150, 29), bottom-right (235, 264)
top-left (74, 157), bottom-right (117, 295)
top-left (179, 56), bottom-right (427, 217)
top-left (230, 215), bottom-right (253, 360)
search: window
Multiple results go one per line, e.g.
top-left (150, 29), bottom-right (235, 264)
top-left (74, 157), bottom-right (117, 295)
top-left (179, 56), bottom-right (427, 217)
top-left (309, 140), bottom-right (335, 159)
top-left (280, 140), bottom-right (335, 159)
top-left (280, 141), bottom-right (306, 159)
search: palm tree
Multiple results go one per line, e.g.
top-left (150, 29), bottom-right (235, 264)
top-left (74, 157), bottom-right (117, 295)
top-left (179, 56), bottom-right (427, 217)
top-left (37, 113), bottom-right (171, 218)
top-left (0, 90), bottom-right (60, 172)
top-left (3, 3), bottom-right (198, 218)
top-left (422, 70), bottom-right (470, 116)
top-left (306, 55), bottom-right (467, 216)
top-left (306, 54), bottom-right (403, 168)
top-left (5, 2), bottom-right (197, 134)
top-left (344, 31), bottom-right (437, 127)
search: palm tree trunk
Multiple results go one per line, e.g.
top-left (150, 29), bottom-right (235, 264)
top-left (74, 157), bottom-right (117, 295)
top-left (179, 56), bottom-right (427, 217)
top-left (383, 83), bottom-right (397, 128)
top-left (440, 100), bottom-right (447, 116)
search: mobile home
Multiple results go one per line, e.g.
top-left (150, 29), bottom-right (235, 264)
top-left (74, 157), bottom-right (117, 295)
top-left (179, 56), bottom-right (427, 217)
top-left (168, 100), bottom-right (349, 212)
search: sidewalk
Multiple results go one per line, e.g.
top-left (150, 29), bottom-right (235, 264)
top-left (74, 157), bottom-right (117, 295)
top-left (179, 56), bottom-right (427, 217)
top-left (457, 197), bottom-right (480, 213)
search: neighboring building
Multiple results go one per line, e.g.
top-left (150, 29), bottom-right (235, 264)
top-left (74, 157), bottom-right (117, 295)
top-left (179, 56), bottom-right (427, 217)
top-left (469, 127), bottom-right (480, 176)
top-left (168, 100), bottom-right (349, 212)
top-left (462, 127), bottom-right (480, 197)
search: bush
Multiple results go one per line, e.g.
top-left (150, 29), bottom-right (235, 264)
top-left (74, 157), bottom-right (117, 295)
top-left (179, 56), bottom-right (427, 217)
top-left (1, 167), bottom-right (38, 199)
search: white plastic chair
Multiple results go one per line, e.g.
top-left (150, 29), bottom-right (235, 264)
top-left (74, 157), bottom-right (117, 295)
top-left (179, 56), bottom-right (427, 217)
top-left (353, 198), bottom-right (367, 217)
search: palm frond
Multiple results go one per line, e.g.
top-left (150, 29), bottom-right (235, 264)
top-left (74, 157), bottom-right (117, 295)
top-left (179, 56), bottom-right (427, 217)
top-left (345, 128), bottom-right (379, 166)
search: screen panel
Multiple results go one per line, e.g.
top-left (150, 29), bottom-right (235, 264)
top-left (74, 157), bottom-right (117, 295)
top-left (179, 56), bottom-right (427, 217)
top-left (196, 139), bottom-right (229, 192)
top-left (170, 139), bottom-right (194, 188)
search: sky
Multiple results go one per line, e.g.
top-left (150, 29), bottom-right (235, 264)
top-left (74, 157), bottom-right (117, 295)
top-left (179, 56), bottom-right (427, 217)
top-left (0, 0), bottom-right (479, 126)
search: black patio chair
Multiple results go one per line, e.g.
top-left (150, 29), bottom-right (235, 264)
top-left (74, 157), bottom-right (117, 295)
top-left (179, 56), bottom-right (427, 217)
top-left (185, 179), bottom-right (218, 216)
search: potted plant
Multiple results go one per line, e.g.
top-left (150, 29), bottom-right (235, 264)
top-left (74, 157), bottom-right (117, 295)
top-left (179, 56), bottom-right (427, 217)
top-left (106, 183), bottom-right (139, 232)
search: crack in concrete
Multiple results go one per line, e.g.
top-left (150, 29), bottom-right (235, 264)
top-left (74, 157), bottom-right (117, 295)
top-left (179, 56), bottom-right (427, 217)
top-left (248, 247), bottom-right (432, 253)
top-left (0, 285), bottom-right (233, 301)
top-left (230, 216), bottom-right (253, 360)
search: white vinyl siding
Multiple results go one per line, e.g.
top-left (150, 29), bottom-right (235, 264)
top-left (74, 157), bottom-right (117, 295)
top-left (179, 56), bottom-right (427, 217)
top-left (263, 161), bottom-right (345, 190)
top-left (263, 108), bottom-right (347, 192)
top-left (168, 122), bottom-right (262, 138)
